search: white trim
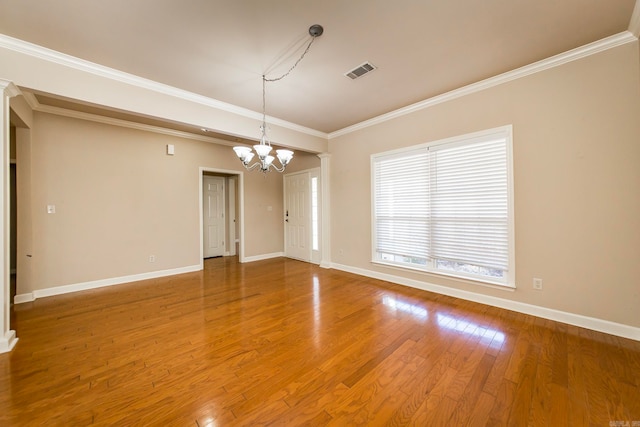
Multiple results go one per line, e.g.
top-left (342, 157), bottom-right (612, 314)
top-left (14, 264), bottom-right (201, 304)
top-left (629, 0), bottom-right (640, 37)
top-left (309, 168), bottom-right (322, 265)
top-left (1, 79), bottom-right (21, 98)
top-left (330, 262), bottom-right (640, 342)
top-left (0, 34), bottom-right (328, 140)
top-left (505, 125), bottom-right (516, 287)
top-left (228, 176), bottom-right (237, 257)
top-left (0, 330), bottom-right (18, 353)
top-left (317, 154), bottom-right (331, 268)
top-left (1, 80), bottom-right (20, 353)
top-left (3, 30), bottom-right (634, 142)
top-left (329, 31), bottom-right (637, 139)
top-left (242, 252), bottom-right (284, 263)
top-left (20, 91), bottom-right (39, 110)
top-left (13, 293), bottom-right (34, 304)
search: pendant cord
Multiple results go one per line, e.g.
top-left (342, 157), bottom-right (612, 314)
top-left (262, 75), bottom-right (267, 134)
top-left (261, 34), bottom-right (318, 146)
top-left (237, 25), bottom-right (322, 173)
top-left (264, 36), bottom-right (317, 83)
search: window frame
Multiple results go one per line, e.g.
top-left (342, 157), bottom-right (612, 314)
top-left (370, 125), bottom-right (515, 288)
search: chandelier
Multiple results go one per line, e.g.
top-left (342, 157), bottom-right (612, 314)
top-left (233, 24), bottom-right (324, 173)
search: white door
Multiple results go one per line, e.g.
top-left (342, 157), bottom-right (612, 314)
top-left (285, 172), bottom-right (311, 261)
top-left (203, 176), bottom-right (225, 258)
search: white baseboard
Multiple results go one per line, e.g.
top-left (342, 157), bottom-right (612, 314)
top-left (14, 293), bottom-right (35, 304)
top-left (14, 255), bottom-right (285, 304)
top-left (331, 263), bottom-right (640, 342)
top-left (241, 252), bottom-right (284, 263)
top-left (0, 330), bottom-right (18, 354)
top-left (14, 264), bottom-right (201, 304)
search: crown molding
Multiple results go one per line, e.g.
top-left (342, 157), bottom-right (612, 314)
top-left (629, 0), bottom-right (640, 37)
top-left (0, 79), bottom-right (20, 97)
top-left (2, 29), bottom-right (635, 143)
top-left (0, 33), bottom-right (328, 140)
top-left (20, 91), bottom-right (40, 109)
top-left (329, 31), bottom-right (637, 139)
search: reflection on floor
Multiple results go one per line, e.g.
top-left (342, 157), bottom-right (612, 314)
top-left (1, 256), bottom-right (638, 425)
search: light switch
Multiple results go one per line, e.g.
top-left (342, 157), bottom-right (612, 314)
top-left (47, 205), bottom-right (56, 214)
top-left (167, 144), bottom-right (175, 155)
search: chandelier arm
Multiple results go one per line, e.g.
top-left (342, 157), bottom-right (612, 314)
top-left (268, 163), bottom-right (286, 173)
top-left (243, 162), bottom-right (263, 172)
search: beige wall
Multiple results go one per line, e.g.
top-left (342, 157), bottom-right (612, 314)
top-left (283, 150), bottom-right (321, 173)
top-left (15, 126), bottom-right (33, 299)
top-left (329, 41), bottom-right (640, 328)
top-left (21, 112), bottom-right (285, 294)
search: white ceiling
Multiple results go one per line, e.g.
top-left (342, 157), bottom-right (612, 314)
top-left (0, 0), bottom-right (637, 134)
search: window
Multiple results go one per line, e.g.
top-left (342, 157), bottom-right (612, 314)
top-left (371, 126), bottom-right (514, 287)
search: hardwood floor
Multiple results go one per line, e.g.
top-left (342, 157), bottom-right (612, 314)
top-left (1, 257), bottom-right (639, 426)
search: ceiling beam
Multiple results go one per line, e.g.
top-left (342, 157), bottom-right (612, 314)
top-left (0, 34), bottom-right (329, 153)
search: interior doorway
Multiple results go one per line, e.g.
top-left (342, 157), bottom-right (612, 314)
top-left (9, 161), bottom-right (16, 305)
top-left (202, 175), bottom-right (225, 258)
top-left (200, 168), bottom-right (242, 264)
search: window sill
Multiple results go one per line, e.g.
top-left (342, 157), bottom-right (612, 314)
top-left (371, 260), bottom-right (516, 292)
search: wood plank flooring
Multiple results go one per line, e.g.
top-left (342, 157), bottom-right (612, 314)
top-left (1, 257), bottom-right (639, 425)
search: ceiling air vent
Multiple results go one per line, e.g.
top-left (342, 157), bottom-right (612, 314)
top-left (344, 62), bottom-right (377, 80)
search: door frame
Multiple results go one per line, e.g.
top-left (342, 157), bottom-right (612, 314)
top-left (199, 167), bottom-right (244, 269)
top-left (227, 176), bottom-right (237, 256)
top-left (309, 168), bottom-right (321, 264)
top-left (1, 81), bottom-right (20, 353)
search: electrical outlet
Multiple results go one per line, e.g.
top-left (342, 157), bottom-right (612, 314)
top-left (533, 278), bottom-right (543, 290)
top-left (149, 255), bottom-right (156, 263)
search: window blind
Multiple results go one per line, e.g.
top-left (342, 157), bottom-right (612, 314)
top-left (372, 127), bottom-right (512, 285)
top-left (374, 150), bottom-right (430, 261)
top-left (430, 137), bottom-right (509, 271)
